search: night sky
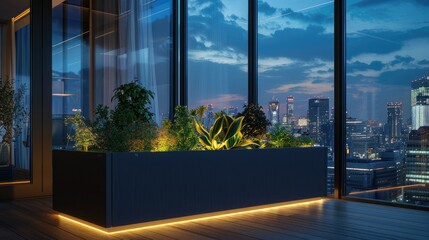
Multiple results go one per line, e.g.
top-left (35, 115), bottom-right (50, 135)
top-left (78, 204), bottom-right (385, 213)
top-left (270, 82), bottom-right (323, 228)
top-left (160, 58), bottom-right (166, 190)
top-left (187, 0), bottom-right (429, 123)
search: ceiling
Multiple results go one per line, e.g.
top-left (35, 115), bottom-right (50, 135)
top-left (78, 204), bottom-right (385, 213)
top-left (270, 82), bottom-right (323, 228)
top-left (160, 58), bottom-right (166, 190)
top-left (0, 0), bottom-right (30, 22)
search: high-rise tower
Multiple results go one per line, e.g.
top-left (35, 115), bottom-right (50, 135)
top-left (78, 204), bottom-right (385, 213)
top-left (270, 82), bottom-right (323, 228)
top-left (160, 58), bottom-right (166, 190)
top-left (386, 102), bottom-right (403, 143)
top-left (268, 99), bottom-right (280, 125)
top-left (286, 96), bottom-right (294, 125)
top-left (411, 74), bottom-right (429, 130)
top-left (308, 97), bottom-right (329, 142)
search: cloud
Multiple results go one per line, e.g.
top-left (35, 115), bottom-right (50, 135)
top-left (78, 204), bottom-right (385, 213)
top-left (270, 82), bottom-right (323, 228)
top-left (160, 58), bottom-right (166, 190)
top-left (258, 0), bottom-right (276, 16)
top-left (193, 35), bottom-right (214, 48)
top-left (258, 57), bottom-right (296, 73)
top-left (347, 61), bottom-right (384, 72)
top-left (390, 55), bottom-right (415, 66)
top-left (351, 0), bottom-right (392, 8)
top-left (259, 25), bottom-right (333, 61)
top-left (348, 38), bottom-right (429, 79)
top-left (418, 59), bottom-right (429, 65)
top-left (352, 0), bottom-right (429, 8)
top-left (199, 94), bottom-right (246, 106)
top-left (188, 49), bottom-right (247, 66)
top-left (267, 80), bottom-right (333, 95)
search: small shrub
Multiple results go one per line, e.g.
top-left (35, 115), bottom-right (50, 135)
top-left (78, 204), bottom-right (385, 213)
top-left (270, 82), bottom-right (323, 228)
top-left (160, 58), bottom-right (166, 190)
top-left (171, 106), bottom-right (199, 150)
top-left (236, 103), bottom-right (271, 140)
top-left (91, 82), bottom-right (156, 152)
top-left (267, 125), bottom-right (314, 148)
top-left (154, 120), bottom-right (178, 152)
top-left (65, 114), bottom-right (96, 151)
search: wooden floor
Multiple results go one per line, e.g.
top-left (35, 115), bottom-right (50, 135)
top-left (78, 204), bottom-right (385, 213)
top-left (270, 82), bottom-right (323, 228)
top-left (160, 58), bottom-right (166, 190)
top-left (1, 198), bottom-right (429, 240)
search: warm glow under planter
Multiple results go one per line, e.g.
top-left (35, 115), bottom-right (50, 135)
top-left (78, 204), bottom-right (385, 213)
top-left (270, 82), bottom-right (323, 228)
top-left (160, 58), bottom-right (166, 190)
top-left (53, 147), bottom-right (327, 228)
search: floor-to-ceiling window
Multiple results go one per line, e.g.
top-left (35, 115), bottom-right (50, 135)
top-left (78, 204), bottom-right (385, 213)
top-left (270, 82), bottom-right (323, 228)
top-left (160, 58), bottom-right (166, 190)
top-left (52, 0), bottom-right (89, 149)
top-left (346, 0), bottom-right (429, 206)
top-left (52, 0), bottom-right (173, 149)
top-left (0, 5), bottom-right (31, 184)
top-left (258, 0), bottom-right (335, 194)
top-left (187, 0), bottom-right (248, 120)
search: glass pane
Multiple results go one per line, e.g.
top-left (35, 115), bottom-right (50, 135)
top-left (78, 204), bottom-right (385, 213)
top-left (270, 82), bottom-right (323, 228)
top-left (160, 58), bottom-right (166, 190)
top-left (0, 3), bottom-right (31, 183)
top-left (52, 0), bottom-right (89, 149)
top-left (52, 0), bottom-right (173, 150)
top-left (258, 0), bottom-right (334, 194)
top-left (187, 0), bottom-right (248, 118)
top-left (93, 0), bottom-right (173, 124)
top-left (346, 0), bottom-right (429, 206)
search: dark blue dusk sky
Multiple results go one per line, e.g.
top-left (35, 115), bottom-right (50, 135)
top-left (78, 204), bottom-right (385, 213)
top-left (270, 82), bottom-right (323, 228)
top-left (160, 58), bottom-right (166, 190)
top-left (187, 0), bottom-right (429, 123)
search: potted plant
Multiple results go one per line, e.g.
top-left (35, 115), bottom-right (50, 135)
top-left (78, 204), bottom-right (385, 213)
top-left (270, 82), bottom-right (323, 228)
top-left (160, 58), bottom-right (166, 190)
top-left (53, 82), bottom-right (327, 229)
top-left (0, 78), bottom-right (28, 167)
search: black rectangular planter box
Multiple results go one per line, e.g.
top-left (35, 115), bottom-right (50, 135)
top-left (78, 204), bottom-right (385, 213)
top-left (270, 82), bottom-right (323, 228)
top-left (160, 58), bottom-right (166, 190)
top-left (53, 148), bottom-right (327, 228)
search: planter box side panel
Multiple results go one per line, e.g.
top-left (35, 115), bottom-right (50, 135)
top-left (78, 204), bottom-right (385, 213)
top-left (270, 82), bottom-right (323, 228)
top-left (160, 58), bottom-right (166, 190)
top-left (111, 147), bottom-right (327, 226)
top-left (53, 151), bottom-right (111, 227)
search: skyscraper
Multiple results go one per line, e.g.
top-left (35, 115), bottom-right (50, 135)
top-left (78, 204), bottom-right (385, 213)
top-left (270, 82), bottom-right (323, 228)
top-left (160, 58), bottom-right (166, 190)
top-left (411, 74), bottom-right (429, 130)
top-left (405, 127), bottom-right (429, 204)
top-left (286, 96), bottom-right (294, 125)
top-left (308, 97), bottom-right (329, 143)
top-left (268, 99), bottom-right (280, 125)
top-left (386, 102), bottom-right (403, 143)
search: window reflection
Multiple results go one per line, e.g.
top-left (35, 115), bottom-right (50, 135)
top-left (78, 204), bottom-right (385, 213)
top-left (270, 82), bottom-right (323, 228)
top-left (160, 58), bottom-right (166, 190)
top-left (52, 0), bottom-right (173, 149)
top-left (346, 0), bottom-right (429, 206)
top-left (0, 4), bottom-right (31, 183)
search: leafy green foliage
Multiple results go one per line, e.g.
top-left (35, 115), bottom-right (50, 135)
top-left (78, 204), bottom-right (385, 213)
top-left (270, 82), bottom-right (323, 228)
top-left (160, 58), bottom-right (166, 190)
top-left (189, 105), bottom-right (208, 123)
top-left (0, 78), bottom-right (28, 144)
top-left (267, 125), bottom-right (314, 148)
top-left (91, 82), bottom-right (156, 152)
top-left (65, 114), bottom-right (96, 151)
top-left (154, 120), bottom-right (178, 152)
top-left (236, 103), bottom-right (271, 139)
top-left (111, 81), bottom-right (154, 127)
top-left (170, 106), bottom-right (199, 150)
top-left (194, 115), bottom-right (259, 150)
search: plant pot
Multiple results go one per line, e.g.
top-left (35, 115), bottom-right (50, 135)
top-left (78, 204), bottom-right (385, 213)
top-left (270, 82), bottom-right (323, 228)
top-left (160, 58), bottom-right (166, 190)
top-left (53, 147), bottom-right (327, 228)
top-left (0, 142), bottom-right (10, 166)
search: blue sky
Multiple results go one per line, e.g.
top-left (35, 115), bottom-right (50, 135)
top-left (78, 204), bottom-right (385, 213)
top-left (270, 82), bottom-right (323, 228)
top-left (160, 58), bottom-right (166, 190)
top-left (187, 0), bottom-right (429, 123)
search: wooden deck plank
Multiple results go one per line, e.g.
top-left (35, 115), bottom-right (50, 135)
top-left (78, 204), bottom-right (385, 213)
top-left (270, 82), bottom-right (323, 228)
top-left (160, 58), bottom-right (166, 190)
top-left (0, 226), bottom-right (25, 240)
top-left (147, 225), bottom-right (216, 240)
top-left (1, 197), bottom-right (429, 240)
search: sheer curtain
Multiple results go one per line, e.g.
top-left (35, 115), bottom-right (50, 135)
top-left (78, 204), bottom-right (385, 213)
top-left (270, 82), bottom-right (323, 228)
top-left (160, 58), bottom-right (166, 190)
top-left (14, 25), bottom-right (31, 170)
top-left (94, 0), bottom-right (161, 124)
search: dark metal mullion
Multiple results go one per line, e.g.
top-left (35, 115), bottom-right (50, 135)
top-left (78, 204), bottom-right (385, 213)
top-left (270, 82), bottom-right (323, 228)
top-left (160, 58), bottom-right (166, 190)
top-left (179, 0), bottom-right (187, 106)
top-left (248, 0), bottom-right (258, 105)
top-left (334, 0), bottom-right (346, 199)
top-left (170, 0), bottom-right (179, 119)
top-left (81, 0), bottom-right (91, 119)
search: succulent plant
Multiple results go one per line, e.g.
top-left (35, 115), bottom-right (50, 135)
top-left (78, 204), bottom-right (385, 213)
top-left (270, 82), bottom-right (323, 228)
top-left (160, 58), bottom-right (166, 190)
top-left (194, 115), bottom-right (259, 150)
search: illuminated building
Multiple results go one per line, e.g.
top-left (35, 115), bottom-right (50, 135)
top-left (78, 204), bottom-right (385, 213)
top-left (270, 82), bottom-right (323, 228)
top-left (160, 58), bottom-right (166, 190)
top-left (412, 75), bottom-right (429, 130)
top-left (386, 102), bottom-right (403, 143)
top-left (308, 97), bottom-right (329, 143)
top-left (405, 127), bottom-right (429, 204)
top-left (268, 99), bottom-right (280, 125)
top-left (286, 96), bottom-right (294, 124)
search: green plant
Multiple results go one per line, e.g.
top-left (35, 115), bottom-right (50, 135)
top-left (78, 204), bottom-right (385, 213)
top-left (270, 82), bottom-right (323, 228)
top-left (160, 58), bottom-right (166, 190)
top-left (65, 114), bottom-right (96, 151)
top-left (194, 115), bottom-right (259, 150)
top-left (0, 78), bottom-right (28, 144)
top-left (111, 81), bottom-right (154, 127)
top-left (154, 120), bottom-right (178, 152)
top-left (268, 125), bottom-right (314, 148)
top-left (171, 106), bottom-right (199, 150)
top-left (236, 103), bottom-right (271, 139)
top-left (190, 105), bottom-right (208, 123)
top-left (91, 82), bottom-right (156, 152)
